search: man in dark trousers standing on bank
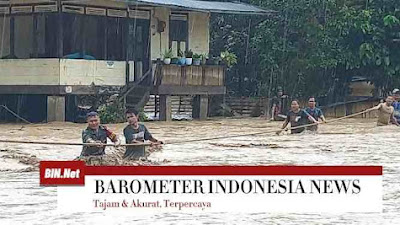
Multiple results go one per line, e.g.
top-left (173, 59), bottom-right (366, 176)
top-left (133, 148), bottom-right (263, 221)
top-left (81, 112), bottom-right (119, 156)
top-left (123, 109), bottom-right (163, 159)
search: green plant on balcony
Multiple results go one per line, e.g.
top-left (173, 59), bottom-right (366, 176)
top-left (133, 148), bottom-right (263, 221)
top-left (185, 49), bottom-right (193, 65)
top-left (200, 53), bottom-right (208, 65)
top-left (220, 51), bottom-right (237, 67)
top-left (193, 53), bottom-right (201, 65)
top-left (162, 48), bottom-right (173, 64)
top-left (185, 49), bottom-right (193, 58)
top-left (177, 50), bottom-right (185, 65)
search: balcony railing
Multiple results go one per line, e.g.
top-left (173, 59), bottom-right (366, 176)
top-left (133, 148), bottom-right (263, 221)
top-left (154, 64), bottom-right (225, 87)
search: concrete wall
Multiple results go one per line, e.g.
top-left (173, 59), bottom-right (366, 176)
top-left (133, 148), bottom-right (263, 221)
top-left (0, 59), bottom-right (60, 85)
top-left (59, 59), bottom-right (126, 86)
top-left (0, 59), bottom-right (126, 86)
top-left (47, 95), bottom-right (65, 122)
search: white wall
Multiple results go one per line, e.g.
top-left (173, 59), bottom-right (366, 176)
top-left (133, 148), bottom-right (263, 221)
top-left (0, 59), bottom-right (60, 85)
top-left (0, 59), bottom-right (126, 86)
top-left (150, 9), bottom-right (210, 59)
top-left (59, 59), bottom-right (126, 86)
top-left (189, 12), bottom-right (210, 55)
top-left (150, 7), bottom-right (170, 60)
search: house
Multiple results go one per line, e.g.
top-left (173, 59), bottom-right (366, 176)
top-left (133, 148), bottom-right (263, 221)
top-left (0, 0), bottom-right (271, 122)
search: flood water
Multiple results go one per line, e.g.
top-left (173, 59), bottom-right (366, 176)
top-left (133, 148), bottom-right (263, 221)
top-left (0, 118), bottom-right (399, 224)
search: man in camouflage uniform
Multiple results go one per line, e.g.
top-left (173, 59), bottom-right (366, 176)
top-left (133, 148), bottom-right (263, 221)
top-left (81, 112), bottom-right (119, 157)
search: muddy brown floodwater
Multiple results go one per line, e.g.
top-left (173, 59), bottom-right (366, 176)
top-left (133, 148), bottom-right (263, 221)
top-left (0, 118), bottom-right (399, 224)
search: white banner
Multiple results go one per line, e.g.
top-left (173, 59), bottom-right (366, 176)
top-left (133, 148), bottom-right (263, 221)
top-left (58, 175), bottom-right (382, 213)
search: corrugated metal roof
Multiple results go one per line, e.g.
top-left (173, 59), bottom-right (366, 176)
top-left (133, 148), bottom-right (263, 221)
top-left (126, 0), bottom-right (274, 15)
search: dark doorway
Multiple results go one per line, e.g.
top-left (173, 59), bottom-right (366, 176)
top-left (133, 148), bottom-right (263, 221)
top-left (169, 13), bottom-right (188, 56)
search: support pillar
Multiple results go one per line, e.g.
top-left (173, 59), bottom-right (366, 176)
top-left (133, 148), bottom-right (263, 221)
top-left (159, 95), bottom-right (172, 121)
top-left (192, 95), bottom-right (209, 120)
top-left (47, 96), bottom-right (65, 122)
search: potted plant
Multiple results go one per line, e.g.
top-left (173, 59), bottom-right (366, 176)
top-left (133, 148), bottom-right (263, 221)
top-left (206, 56), bottom-right (221, 65)
top-left (177, 50), bottom-right (186, 65)
top-left (220, 50), bottom-right (237, 67)
top-left (201, 53), bottom-right (208, 65)
top-left (163, 48), bottom-right (173, 65)
top-left (171, 56), bottom-right (179, 64)
top-left (193, 53), bottom-right (201, 65)
top-left (185, 49), bottom-right (193, 65)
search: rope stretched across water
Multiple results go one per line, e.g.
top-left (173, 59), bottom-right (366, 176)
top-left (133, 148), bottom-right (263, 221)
top-left (167, 107), bottom-right (376, 145)
top-left (0, 107), bottom-right (376, 147)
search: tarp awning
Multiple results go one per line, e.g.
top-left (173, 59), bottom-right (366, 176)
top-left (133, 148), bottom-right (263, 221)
top-left (126, 0), bottom-right (274, 15)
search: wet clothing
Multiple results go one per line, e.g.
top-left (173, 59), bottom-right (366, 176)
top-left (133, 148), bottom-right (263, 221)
top-left (81, 126), bottom-right (117, 156)
top-left (285, 110), bottom-right (311, 134)
top-left (376, 103), bottom-right (395, 126)
top-left (305, 107), bottom-right (324, 131)
top-left (123, 124), bottom-right (153, 159)
top-left (393, 102), bottom-right (400, 123)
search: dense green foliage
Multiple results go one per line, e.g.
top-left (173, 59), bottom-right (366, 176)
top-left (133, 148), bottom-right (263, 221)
top-left (210, 0), bottom-right (400, 103)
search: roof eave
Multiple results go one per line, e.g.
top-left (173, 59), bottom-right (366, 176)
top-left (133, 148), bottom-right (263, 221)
top-left (125, 1), bottom-right (275, 16)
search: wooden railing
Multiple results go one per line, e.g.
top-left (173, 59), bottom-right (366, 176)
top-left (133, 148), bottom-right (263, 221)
top-left (154, 64), bottom-right (225, 87)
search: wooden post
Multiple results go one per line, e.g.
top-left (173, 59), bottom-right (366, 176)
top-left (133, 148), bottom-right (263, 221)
top-left (192, 95), bottom-right (208, 120)
top-left (159, 95), bottom-right (172, 121)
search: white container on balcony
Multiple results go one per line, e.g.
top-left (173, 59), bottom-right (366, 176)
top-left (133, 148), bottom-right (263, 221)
top-left (185, 58), bottom-right (193, 65)
top-left (163, 58), bottom-right (171, 65)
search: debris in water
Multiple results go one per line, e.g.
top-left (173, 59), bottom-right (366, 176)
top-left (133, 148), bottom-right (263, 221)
top-left (209, 143), bottom-right (279, 148)
top-left (74, 145), bottom-right (166, 166)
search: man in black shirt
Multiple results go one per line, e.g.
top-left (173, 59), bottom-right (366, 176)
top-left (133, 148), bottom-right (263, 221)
top-left (123, 109), bottom-right (163, 159)
top-left (276, 100), bottom-right (318, 134)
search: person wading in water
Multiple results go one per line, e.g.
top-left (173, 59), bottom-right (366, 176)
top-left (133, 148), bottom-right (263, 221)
top-left (81, 112), bottom-right (119, 156)
top-left (305, 97), bottom-right (326, 132)
top-left (276, 100), bottom-right (318, 135)
top-left (271, 87), bottom-right (289, 121)
top-left (123, 109), bottom-right (163, 159)
top-left (372, 96), bottom-right (399, 126)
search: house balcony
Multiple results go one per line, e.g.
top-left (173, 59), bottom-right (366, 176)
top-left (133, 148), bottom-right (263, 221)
top-left (152, 64), bottom-right (226, 95)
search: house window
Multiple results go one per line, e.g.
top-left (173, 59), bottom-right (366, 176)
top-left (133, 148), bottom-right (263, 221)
top-left (63, 13), bottom-right (106, 60)
top-left (169, 13), bottom-right (188, 56)
top-left (106, 17), bottom-right (125, 61)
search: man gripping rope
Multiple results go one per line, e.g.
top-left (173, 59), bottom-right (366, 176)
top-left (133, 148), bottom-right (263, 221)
top-left (305, 97), bottom-right (326, 131)
top-left (276, 100), bottom-right (318, 135)
top-left (123, 109), bottom-right (163, 159)
top-left (372, 96), bottom-right (399, 126)
top-left (80, 112), bottom-right (119, 156)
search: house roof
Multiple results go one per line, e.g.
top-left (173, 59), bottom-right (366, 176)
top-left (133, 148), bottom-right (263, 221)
top-left (125, 0), bottom-right (275, 15)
